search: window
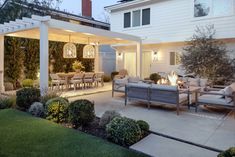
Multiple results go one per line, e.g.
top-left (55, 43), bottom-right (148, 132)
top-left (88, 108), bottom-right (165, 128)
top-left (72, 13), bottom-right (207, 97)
top-left (124, 12), bottom-right (131, 28)
top-left (194, 0), bottom-right (210, 17)
top-left (142, 8), bottom-right (150, 25)
top-left (170, 52), bottom-right (181, 65)
top-left (194, 0), bottom-right (234, 18)
top-left (132, 10), bottom-right (141, 27)
top-left (213, 0), bottom-right (233, 16)
top-left (123, 8), bottom-right (151, 28)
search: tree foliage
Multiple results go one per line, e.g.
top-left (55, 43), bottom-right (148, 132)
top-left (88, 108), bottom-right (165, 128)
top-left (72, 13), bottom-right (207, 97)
top-left (182, 25), bottom-right (235, 83)
top-left (24, 39), bottom-right (40, 79)
top-left (4, 37), bottom-right (25, 87)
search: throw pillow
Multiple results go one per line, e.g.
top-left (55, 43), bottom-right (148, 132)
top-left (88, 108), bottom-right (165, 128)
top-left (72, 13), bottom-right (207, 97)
top-left (200, 79), bottom-right (208, 87)
top-left (224, 86), bottom-right (233, 103)
top-left (188, 78), bottom-right (199, 87)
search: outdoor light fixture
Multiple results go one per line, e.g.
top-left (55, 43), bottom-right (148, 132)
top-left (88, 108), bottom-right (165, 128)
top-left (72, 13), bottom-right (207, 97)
top-left (83, 38), bottom-right (95, 59)
top-left (63, 35), bottom-right (77, 58)
top-left (153, 51), bottom-right (158, 62)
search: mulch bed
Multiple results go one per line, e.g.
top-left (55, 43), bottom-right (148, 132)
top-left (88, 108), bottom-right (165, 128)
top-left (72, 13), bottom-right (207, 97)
top-left (77, 117), bottom-right (107, 140)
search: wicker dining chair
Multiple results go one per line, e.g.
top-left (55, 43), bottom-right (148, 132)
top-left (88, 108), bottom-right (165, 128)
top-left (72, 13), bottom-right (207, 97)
top-left (70, 73), bottom-right (84, 90)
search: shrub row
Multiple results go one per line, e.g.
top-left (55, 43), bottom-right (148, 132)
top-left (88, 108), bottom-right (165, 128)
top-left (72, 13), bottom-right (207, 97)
top-left (16, 87), bottom-right (150, 147)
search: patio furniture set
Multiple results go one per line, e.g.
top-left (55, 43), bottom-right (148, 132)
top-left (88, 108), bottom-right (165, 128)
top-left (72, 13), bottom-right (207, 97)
top-left (112, 71), bottom-right (235, 116)
top-left (50, 72), bottom-right (104, 91)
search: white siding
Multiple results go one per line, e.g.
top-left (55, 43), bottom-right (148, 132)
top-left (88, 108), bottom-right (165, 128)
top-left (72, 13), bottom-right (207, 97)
top-left (110, 0), bottom-right (235, 43)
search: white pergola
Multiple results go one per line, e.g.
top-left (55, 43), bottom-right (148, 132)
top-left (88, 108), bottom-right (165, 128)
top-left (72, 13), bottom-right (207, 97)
top-left (0, 15), bottom-right (142, 94)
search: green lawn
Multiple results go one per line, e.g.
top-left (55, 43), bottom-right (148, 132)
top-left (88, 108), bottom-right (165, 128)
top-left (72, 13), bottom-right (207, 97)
top-left (0, 109), bottom-right (148, 157)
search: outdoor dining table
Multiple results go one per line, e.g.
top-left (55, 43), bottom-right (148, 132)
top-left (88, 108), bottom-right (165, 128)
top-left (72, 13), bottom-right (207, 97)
top-left (57, 72), bottom-right (76, 90)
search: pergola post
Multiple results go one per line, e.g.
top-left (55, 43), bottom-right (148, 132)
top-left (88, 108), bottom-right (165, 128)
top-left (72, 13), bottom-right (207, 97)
top-left (0, 35), bottom-right (4, 92)
top-left (136, 42), bottom-right (142, 78)
top-left (39, 22), bottom-right (49, 95)
top-left (94, 45), bottom-right (100, 72)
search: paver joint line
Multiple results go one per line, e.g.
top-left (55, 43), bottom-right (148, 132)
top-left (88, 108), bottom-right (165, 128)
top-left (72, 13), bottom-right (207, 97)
top-left (149, 131), bottom-right (223, 153)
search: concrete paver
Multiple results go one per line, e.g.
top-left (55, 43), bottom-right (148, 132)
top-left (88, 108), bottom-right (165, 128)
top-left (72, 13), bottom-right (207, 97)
top-left (130, 134), bottom-right (218, 157)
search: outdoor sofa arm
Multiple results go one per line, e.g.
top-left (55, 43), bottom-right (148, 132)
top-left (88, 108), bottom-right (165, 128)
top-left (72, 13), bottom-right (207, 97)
top-left (197, 91), bottom-right (235, 98)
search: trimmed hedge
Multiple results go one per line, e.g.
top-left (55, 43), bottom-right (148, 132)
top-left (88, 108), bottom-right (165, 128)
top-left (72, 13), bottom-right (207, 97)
top-left (16, 88), bottom-right (40, 111)
top-left (106, 117), bottom-right (142, 146)
top-left (45, 97), bottom-right (69, 123)
top-left (22, 79), bottom-right (34, 88)
top-left (137, 120), bottom-right (150, 136)
top-left (218, 147), bottom-right (235, 157)
top-left (99, 110), bottom-right (120, 128)
top-left (68, 99), bottom-right (95, 128)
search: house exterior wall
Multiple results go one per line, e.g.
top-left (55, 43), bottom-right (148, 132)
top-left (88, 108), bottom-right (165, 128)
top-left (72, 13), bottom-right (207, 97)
top-left (109, 0), bottom-right (235, 43)
top-left (107, 0), bottom-right (235, 75)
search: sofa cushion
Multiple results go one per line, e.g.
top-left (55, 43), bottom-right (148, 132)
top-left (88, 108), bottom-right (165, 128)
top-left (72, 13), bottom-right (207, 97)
top-left (200, 79), bottom-right (208, 87)
top-left (151, 84), bottom-right (178, 91)
top-left (114, 77), bottom-right (128, 85)
top-left (208, 89), bottom-right (225, 98)
top-left (198, 94), bottom-right (234, 107)
top-left (127, 82), bottom-right (151, 88)
top-left (188, 78), bottom-right (200, 87)
top-left (128, 76), bottom-right (141, 83)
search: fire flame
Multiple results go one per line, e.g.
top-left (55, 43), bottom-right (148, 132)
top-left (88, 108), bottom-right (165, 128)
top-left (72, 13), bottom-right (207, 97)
top-left (168, 71), bottom-right (178, 86)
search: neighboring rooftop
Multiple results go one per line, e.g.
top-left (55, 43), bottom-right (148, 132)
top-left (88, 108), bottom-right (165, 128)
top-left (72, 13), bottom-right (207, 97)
top-left (0, 0), bottom-right (110, 29)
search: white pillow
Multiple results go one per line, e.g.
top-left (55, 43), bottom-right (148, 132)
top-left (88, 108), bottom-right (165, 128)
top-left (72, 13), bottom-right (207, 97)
top-left (200, 79), bottom-right (208, 87)
top-left (188, 78), bottom-right (199, 87)
top-left (229, 83), bottom-right (235, 92)
top-left (224, 86), bottom-right (233, 103)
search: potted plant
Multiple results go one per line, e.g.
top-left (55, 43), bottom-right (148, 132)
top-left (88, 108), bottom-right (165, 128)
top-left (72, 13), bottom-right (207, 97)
top-left (72, 61), bottom-right (84, 73)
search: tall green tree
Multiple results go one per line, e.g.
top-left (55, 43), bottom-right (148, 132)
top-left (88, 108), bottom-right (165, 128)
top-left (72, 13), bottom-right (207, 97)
top-left (4, 37), bottom-right (25, 87)
top-left (182, 25), bottom-right (235, 83)
top-left (24, 39), bottom-right (40, 79)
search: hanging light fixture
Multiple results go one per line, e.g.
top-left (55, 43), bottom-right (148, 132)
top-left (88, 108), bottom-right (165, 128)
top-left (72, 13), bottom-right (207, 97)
top-left (83, 37), bottom-right (95, 59)
top-left (63, 35), bottom-right (77, 58)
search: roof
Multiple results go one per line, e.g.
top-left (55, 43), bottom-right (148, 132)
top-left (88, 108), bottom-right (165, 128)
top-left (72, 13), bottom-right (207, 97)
top-left (0, 0), bottom-right (110, 28)
top-left (0, 15), bottom-right (141, 45)
top-left (105, 0), bottom-right (153, 12)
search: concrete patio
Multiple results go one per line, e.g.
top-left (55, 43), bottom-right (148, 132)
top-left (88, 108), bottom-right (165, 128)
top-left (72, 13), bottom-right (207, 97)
top-left (69, 91), bottom-right (235, 157)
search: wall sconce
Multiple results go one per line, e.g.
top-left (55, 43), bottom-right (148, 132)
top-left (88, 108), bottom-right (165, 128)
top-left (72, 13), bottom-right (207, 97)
top-left (117, 52), bottom-right (123, 60)
top-left (152, 51), bottom-right (158, 62)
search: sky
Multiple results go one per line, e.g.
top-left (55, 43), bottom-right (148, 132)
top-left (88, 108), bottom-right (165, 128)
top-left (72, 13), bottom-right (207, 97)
top-left (60, 0), bottom-right (118, 22)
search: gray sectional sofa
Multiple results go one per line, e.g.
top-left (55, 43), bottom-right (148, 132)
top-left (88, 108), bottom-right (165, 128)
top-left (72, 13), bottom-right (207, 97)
top-left (125, 83), bottom-right (189, 115)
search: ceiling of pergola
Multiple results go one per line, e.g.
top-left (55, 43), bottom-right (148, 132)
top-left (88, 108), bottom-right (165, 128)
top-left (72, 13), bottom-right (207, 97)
top-left (6, 28), bottom-right (132, 45)
top-left (0, 15), bottom-right (141, 46)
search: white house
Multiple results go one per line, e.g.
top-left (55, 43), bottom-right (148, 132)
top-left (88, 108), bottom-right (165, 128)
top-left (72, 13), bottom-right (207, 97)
top-left (105, 0), bottom-right (235, 78)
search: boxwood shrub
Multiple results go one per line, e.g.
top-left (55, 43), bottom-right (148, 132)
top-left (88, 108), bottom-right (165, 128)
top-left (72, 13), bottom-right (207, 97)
top-left (218, 147), bottom-right (235, 157)
top-left (45, 97), bottom-right (69, 123)
top-left (0, 96), bottom-right (16, 109)
top-left (16, 88), bottom-right (40, 111)
top-left (99, 110), bottom-right (120, 128)
top-left (106, 117), bottom-right (142, 146)
top-left (137, 120), bottom-right (150, 136)
top-left (68, 99), bottom-right (95, 128)
top-left (22, 79), bottom-right (34, 88)
top-left (28, 102), bottom-right (44, 117)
